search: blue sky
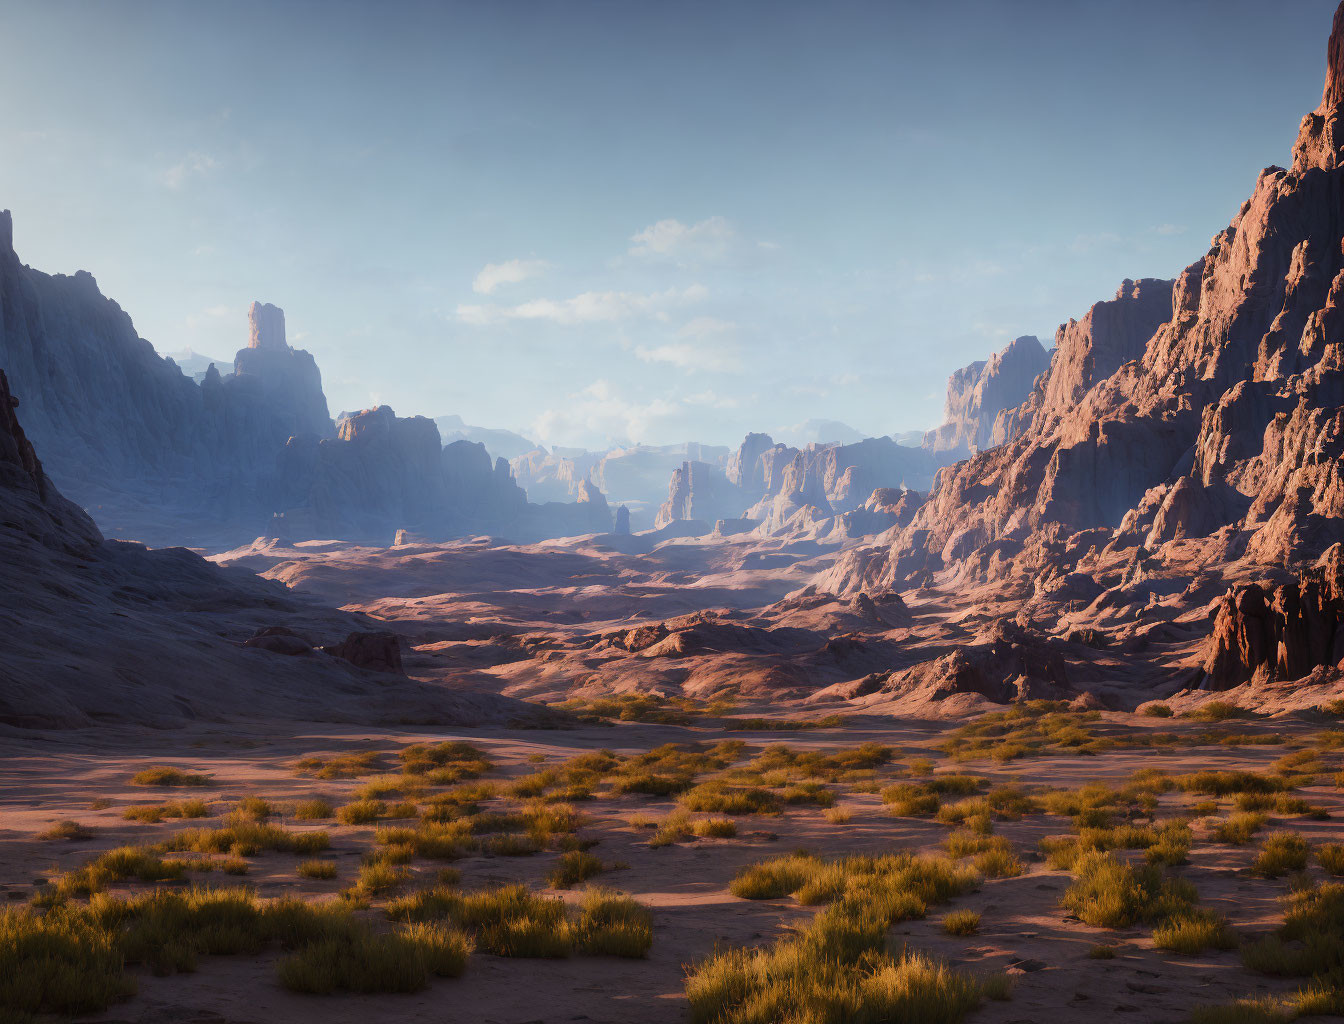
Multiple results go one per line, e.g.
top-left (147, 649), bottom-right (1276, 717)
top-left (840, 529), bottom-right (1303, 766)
top-left (0, 0), bottom-right (1336, 448)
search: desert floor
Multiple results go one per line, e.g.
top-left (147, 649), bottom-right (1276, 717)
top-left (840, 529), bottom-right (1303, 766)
top-left (4, 707), bottom-right (1344, 1023)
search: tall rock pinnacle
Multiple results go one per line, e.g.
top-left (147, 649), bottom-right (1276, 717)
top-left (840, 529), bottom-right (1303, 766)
top-left (248, 301), bottom-right (287, 351)
top-left (1325, 2), bottom-right (1344, 109)
top-left (1293, 1), bottom-right (1344, 172)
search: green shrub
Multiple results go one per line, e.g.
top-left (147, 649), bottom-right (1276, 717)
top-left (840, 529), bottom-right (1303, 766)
top-left (298, 860), bottom-right (338, 880)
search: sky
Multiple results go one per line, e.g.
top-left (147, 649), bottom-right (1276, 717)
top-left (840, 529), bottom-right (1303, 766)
top-left (0, 0), bottom-right (1338, 450)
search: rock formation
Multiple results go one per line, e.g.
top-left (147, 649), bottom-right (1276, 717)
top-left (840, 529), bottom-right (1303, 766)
top-left (1203, 545), bottom-right (1344, 688)
top-left (0, 364), bottom-right (540, 728)
top-left (654, 432), bottom-right (941, 537)
top-left (0, 216), bottom-right (620, 549)
top-left (655, 459), bottom-right (747, 528)
top-left (824, 12), bottom-right (1344, 595)
top-left (923, 335), bottom-right (1051, 455)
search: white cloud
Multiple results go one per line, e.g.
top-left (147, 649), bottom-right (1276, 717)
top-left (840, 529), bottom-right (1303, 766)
top-left (531, 379), bottom-right (683, 445)
top-left (635, 342), bottom-right (741, 373)
top-left (472, 258), bottom-right (549, 295)
top-left (629, 216), bottom-right (736, 262)
top-left (161, 151), bottom-right (218, 189)
top-left (1151, 223), bottom-right (1187, 236)
top-left (457, 284), bottom-right (707, 327)
top-left (635, 319), bottom-right (743, 373)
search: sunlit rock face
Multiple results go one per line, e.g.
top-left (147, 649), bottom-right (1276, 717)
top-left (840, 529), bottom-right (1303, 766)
top-left (822, 6), bottom-right (1344, 593)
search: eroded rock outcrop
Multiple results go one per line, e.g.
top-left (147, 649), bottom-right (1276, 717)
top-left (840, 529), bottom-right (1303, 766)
top-left (924, 335), bottom-right (1051, 455)
top-left (1203, 544), bottom-right (1344, 688)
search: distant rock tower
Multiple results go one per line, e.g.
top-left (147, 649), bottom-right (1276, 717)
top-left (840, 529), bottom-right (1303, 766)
top-left (248, 301), bottom-right (287, 350)
top-left (233, 301), bottom-right (333, 438)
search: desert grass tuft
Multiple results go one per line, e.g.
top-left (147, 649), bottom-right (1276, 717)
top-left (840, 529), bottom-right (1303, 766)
top-left (37, 820), bottom-right (95, 841)
top-left (942, 909), bottom-right (981, 936)
top-left (1151, 909), bottom-right (1236, 954)
top-left (131, 767), bottom-right (211, 787)
top-left (290, 799), bottom-right (333, 820)
top-left (1061, 852), bottom-right (1196, 929)
top-left (1252, 833), bottom-right (1311, 878)
top-left (548, 850), bottom-right (606, 889)
top-left (123, 799), bottom-right (210, 823)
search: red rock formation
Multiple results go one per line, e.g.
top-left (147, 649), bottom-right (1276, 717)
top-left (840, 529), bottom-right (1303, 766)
top-left (824, 5), bottom-right (1344, 592)
top-left (1203, 544), bottom-right (1344, 688)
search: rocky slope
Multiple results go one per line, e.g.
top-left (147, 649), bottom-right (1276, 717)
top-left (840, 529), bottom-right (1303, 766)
top-left (0, 365), bottom-right (546, 729)
top-left (811, 4), bottom-right (1344, 704)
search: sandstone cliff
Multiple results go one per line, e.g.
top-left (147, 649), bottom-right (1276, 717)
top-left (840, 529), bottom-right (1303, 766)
top-left (823, 11), bottom-right (1344, 595)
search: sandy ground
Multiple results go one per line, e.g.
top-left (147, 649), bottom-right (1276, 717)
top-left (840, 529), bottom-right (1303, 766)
top-left (4, 714), bottom-right (1342, 1024)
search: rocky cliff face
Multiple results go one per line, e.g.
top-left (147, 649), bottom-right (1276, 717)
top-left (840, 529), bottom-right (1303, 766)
top-left (825, 13), bottom-right (1344, 594)
top-left (0, 215), bottom-right (616, 549)
top-left (232, 301), bottom-right (332, 441)
top-left (0, 213), bottom-right (337, 545)
top-left (924, 335), bottom-right (1051, 455)
top-left (654, 459), bottom-right (746, 528)
top-left (270, 406), bottom-right (606, 545)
